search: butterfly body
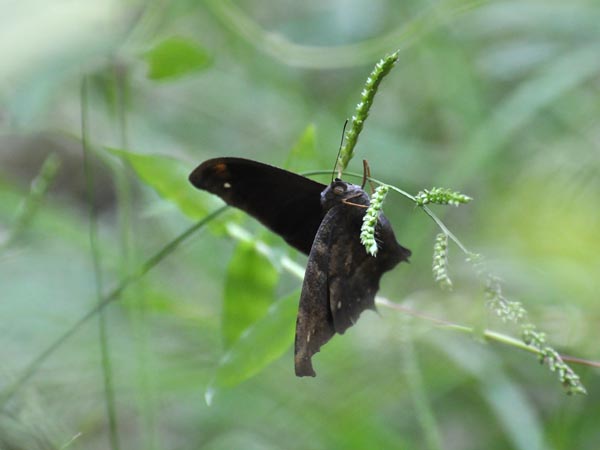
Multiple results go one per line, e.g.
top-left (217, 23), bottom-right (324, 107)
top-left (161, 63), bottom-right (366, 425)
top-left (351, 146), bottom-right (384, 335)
top-left (189, 158), bottom-right (410, 376)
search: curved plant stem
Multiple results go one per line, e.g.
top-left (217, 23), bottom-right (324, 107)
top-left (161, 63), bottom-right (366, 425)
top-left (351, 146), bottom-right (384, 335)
top-left (0, 207), bottom-right (227, 410)
top-left (378, 298), bottom-right (600, 369)
top-left (205, 0), bottom-right (487, 69)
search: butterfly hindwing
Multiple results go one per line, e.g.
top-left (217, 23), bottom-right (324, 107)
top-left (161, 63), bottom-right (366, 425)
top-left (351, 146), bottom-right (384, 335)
top-left (294, 191), bottom-right (410, 376)
top-left (328, 212), bottom-right (410, 333)
top-left (189, 158), bottom-right (326, 254)
top-left (294, 205), bottom-right (338, 377)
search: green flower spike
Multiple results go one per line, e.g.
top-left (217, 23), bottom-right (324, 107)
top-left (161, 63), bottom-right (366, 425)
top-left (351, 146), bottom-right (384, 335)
top-left (360, 185), bottom-right (389, 256)
top-left (432, 233), bottom-right (452, 290)
top-left (415, 187), bottom-right (472, 207)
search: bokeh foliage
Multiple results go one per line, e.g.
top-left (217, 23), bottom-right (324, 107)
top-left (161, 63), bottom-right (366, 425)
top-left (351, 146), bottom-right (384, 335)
top-left (1, 0), bottom-right (599, 449)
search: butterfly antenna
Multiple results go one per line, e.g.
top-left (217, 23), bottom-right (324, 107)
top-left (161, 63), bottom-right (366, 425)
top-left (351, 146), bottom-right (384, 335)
top-left (331, 119), bottom-right (349, 182)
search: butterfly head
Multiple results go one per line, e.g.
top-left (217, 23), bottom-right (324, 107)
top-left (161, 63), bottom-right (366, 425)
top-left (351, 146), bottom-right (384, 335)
top-left (321, 179), bottom-right (369, 210)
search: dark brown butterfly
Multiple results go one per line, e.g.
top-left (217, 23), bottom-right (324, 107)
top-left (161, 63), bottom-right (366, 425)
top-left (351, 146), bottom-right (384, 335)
top-left (189, 157), bottom-right (411, 376)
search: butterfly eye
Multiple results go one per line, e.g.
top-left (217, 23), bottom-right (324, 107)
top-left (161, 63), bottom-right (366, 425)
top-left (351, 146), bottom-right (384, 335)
top-left (333, 184), bottom-right (346, 195)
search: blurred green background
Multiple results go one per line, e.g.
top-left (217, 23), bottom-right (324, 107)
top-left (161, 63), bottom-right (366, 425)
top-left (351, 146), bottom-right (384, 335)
top-left (1, 0), bottom-right (599, 449)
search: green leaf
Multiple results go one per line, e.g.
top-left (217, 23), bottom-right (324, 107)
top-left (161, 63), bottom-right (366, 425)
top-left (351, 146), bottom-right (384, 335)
top-left (107, 148), bottom-right (211, 219)
top-left (206, 290), bottom-right (299, 403)
top-left (144, 36), bottom-right (211, 81)
top-left (223, 241), bottom-right (279, 347)
top-left (284, 123), bottom-right (317, 172)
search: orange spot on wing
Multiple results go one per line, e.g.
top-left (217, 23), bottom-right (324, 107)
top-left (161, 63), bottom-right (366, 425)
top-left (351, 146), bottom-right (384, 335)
top-left (212, 162), bottom-right (229, 177)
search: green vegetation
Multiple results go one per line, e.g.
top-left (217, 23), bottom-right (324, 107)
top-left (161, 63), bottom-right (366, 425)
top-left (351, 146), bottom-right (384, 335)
top-left (1, 1), bottom-right (599, 449)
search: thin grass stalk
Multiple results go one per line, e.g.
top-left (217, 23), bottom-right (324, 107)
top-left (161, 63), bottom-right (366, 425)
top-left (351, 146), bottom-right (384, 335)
top-left (81, 76), bottom-right (121, 450)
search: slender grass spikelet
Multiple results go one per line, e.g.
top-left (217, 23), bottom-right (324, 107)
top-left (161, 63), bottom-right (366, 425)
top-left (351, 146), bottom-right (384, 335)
top-left (337, 52), bottom-right (399, 174)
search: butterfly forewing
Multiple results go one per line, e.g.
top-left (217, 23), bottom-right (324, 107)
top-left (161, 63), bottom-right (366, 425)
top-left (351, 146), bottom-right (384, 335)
top-left (189, 158), bottom-right (326, 254)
